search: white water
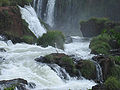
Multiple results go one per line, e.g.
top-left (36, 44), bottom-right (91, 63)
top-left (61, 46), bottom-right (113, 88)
top-left (19, 5), bottom-right (46, 38)
top-left (46, 0), bottom-right (56, 27)
top-left (0, 40), bottom-right (96, 90)
top-left (64, 36), bottom-right (95, 60)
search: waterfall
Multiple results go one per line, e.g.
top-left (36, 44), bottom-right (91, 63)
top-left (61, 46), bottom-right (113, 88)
top-left (91, 60), bottom-right (103, 83)
top-left (48, 64), bottom-right (71, 80)
top-left (45, 0), bottom-right (56, 27)
top-left (33, 0), bottom-right (36, 9)
top-left (19, 5), bottom-right (46, 38)
top-left (36, 0), bottom-right (43, 18)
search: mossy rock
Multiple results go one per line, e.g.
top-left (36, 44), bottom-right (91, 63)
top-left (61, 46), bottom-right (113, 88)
top-left (89, 34), bottom-right (112, 55)
top-left (76, 60), bottom-right (96, 80)
top-left (36, 53), bottom-right (78, 77)
top-left (37, 30), bottom-right (65, 49)
top-left (4, 86), bottom-right (15, 90)
top-left (105, 77), bottom-right (120, 90)
top-left (80, 17), bottom-right (111, 37)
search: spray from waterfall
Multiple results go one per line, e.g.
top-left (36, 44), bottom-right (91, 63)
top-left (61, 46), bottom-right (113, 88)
top-left (19, 5), bottom-right (46, 38)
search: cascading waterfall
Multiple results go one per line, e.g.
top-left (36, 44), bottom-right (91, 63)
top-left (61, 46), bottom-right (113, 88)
top-left (45, 0), bottom-right (56, 27)
top-left (19, 5), bottom-right (46, 38)
top-left (92, 60), bottom-right (103, 83)
top-left (48, 64), bottom-right (71, 80)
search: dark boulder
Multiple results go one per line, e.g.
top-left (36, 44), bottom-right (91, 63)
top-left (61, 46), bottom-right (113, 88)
top-left (0, 78), bottom-right (36, 90)
top-left (92, 84), bottom-right (106, 90)
top-left (80, 18), bottom-right (114, 37)
top-left (0, 48), bottom-right (6, 52)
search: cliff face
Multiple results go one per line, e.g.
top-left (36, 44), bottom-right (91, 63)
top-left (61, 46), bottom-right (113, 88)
top-left (0, 6), bottom-right (36, 43)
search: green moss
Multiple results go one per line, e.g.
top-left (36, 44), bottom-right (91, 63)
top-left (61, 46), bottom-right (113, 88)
top-left (37, 30), bottom-right (65, 49)
top-left (4, 86), bottom-right (15, 90)
top-left (21, 35), bottom-right (34, 44)
top-left (110, 56), bottom-right (120, 65)
top-left (105, 77), bottom-right (120, 90)
top-left (90, 17), bottom-right (110, 24)
top-left (90, 34), bottom-right (111, 55)
top-left (109, 65), bottom-right (120, 80)
top-left (80, 60), bottom-right (96, 79)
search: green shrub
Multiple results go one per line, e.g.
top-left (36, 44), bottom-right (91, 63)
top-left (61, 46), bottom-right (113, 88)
top-left (109, 65), bottom-right (120, 80)
top-left (90, 34), bottom-right (111, 55)
top-left (90, 17), bottom-right (110, 24)
top-left (21, 35), bottom-right (34, 44)
top-left (37, 30), bottom-right (65, 49)
top-left (105, 77), bottom-right (120, 90)
top-left (110, 56), bottom-right (120, 65)
top-left (80, 60), bottom-right (96, 79)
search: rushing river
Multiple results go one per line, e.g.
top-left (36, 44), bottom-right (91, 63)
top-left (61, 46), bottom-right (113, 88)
top-left (0, 37), bottom-right (96, 90)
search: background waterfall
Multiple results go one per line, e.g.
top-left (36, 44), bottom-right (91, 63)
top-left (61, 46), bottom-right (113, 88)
top-left (19, 5), bottom-right (46, 38)
top-left (45, 0), bottom-right (56, 27)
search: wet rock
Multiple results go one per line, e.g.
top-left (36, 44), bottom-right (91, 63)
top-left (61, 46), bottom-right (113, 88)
top-left (92, 84), bottom-right (106, 90)
top-left (0, 48), bottom-right (6, 52)
top-left (28, 82), bottom-right (36, 89)
top-left (0, 78), bottom-right (36, 90)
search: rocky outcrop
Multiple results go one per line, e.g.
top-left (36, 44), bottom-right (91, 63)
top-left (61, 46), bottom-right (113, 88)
top-left (35, 53), bottom-right (79, 77)
top-left (80, 18), bottom-right (111, 37)
top-left (0, 6), bottom-right (37, 44)
top-left (0, 78), bottom-right (36, 90)
top-left (35, 53), bottom-right (98, 80)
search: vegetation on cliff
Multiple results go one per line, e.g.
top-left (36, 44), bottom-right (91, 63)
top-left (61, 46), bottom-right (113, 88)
top-left (88, 18), bottom-right (120, 90)
top-left (37, 30), bottom-right (65, 49)
top-left (0, 6), bottom-right (37, 44)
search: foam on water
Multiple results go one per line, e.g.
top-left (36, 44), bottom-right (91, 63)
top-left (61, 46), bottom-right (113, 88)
top-left (64, 36), bottom-right (95, 60)
top-left (0, 40), bottom-right (96, 90)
